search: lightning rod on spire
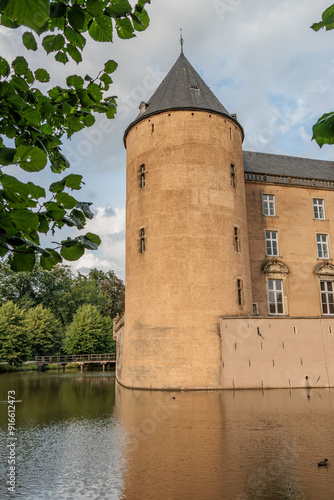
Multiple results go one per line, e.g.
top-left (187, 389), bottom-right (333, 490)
top-left (180, 28), bottom-right (184, 54)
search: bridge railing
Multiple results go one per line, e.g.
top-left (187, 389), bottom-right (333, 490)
top-left (35, 353), bottom-right (116, 364)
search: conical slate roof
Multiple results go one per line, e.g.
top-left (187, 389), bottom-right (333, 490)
top-left (124, 52), bottom-right (242, 142)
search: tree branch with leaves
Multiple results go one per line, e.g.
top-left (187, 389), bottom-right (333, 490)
top-left (0, 0), bottom-right (151, 271)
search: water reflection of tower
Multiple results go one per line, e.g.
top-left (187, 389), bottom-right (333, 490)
top-left (118, 49), bottom-right (253, 390)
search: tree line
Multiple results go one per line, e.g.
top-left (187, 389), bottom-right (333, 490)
top-left (0, 263), bottom-right (124, 366)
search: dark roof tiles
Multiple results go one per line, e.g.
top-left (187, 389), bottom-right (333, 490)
top-left (243, 150), bottom-right (334, 181)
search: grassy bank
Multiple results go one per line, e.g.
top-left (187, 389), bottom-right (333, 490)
top-left (0, 363), bottom-right (80, 373)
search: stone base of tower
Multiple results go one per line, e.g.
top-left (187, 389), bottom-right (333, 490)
top-left (115, 320), bottom-right (224, 390)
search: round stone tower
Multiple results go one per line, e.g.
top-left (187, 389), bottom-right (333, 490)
top-left (118, 51), bottom-right (252, 390)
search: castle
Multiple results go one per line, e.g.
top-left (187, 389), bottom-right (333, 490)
top-left (114, 50), bottom-right (334, 390)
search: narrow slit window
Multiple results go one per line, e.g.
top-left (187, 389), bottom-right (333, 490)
top-left (139, 163), bottom-right (146, 189)
top-left (231, 164), bottom-right (236, 188)
top-left (237, 279), bottom-right (243, 306)
top-left (139, 227), bottom-right (146, 253)
top-left (234, 226), bottom-right (240, 252)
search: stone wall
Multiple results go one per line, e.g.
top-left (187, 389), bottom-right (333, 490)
top-left (221, 317), bottom-right (334, 389)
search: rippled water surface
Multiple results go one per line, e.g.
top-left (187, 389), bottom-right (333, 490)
top-left (1, 371), bottom-right (334, 499)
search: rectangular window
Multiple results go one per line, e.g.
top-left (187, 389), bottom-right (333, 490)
top-left (265, 230), bottom-right (279, 256)
top-left (253, 303), bottom-right (259, 315)
top-left (317, 234), bottom-right (329, 259)
top-left (320, 281), bottom-right (334, 315)
top-left (139, 163), bottom-right (146, 188)
top-left (234, 226), bottom-right (240, 252)
top-left (263, 194), bottom-right (275, 216)
top-left (231, 164), bottom-right (236, 188)
top-left (237, 279), bottom-right (243, 306)
top-left (139, 227), bottom-right (146, 253)
top-left (268, 279), bottom-right (284, 315)
top-left (313, 199), bottom-right (325, 219)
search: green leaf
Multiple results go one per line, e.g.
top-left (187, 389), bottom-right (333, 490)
top-left (311, 5), bottom-right (334, 31)
top-left (64, 174), bottom-right (83, 190)
top-left (87, 82), bottom-right (102, 101)
top-left (40, 249), bottom-right (62, 270)
top-left (22, 31), bottom-right (38, 51)
top-left (78, 235), bottom-right (99, 250)
top-left (56, 192), bottom-right (78, 209)
top-left (77, 201), bottom-right (94, 219)
top-left (0, 57), bottom-right (10, 76)
top-left (2, 0), bottom-right (49, 32)
top-left (68, 3), bottom-right (85, 30)
top-left (42, 34), bottom-right (65, 54)
top-left (67, 44), bottom-right (82, 64)
top-left (312, 112), bottom-right (334, 147)
top-left (69, 209), bottom-right (85, 229)
top-left (10, 75), bottom-right (29, 92)
top-left (61, 242), bottom-right (85, 261)
top-left (132, 6), bottom-right (149, 31)
top-left (27, 182), bottom-right (45, 199)
top-left (106, 0), bottom-right (132, 17)
top-left (89, 16), bottom-right (113, 42)
top-left (45, 201), bottom-right (67, 220)
top-left (21, 107), bottom-right (41, 126)
top-left (1, 174), bottom-right (30, 198)
top-left (37, 214), bottom-right (49, 233)
top-left (86, 0), bottom-right (104, 17)
top-left (9, 209), bottom-right (39, 231)
top-left (35, 68), bottom-right (50, 82)
top-left (12, 56), bottom-right (29, 75)
top-left (104, 59), bottom-right (118, 73)
top-left (14, 145), bottom-right (47, 172)
top-left (0, 14), bottom-right (21, 28)
top-left (100, 72), bottom-right (112, 89)
top-left (11, 251), bottom-right (36, 272)
top-left (0, 147), bottom-right (16, 166)
top-left (55, 51), bottom-right (68, 64)
top-left (50, 2), bottom-right (66, 18)
top-left (115, 17), bottom-right (135, 39)
top-left (64, 27), bottom-right (86, 50)
top-left (49, 179), bottom-right (65, 193)
top-left (66, 75), bottom-right (84, 89)
top-left (84, 232), bottom-right (101, 246)
top-left (83, 113), bottom-right (95, 127)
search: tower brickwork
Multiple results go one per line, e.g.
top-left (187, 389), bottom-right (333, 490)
top-left (117, 53), bottom-right (253, 389)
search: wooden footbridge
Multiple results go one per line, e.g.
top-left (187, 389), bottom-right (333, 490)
top-left (35, 353), bottom-right (116, 372)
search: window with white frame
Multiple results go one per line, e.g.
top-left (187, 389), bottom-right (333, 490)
top-left (139, 163), bottom-right (146, 188)
top-left (317, 234), bottom-right (329, 259)
top-left (234, 226), bottom-right (240, 252)
top-left (265, 230), bottom-right (279, 256)
top-left (313, 199), bottom-right (325, 219)
top-left (268, 279), bottom-right (284, 315)
top-left (263, 194), bottom-right (275, 216)
top-left (320, 281), bottom-right (334, 315)
top-left (139, 227), bottom-right (146, 253)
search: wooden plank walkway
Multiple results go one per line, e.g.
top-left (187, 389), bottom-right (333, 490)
top-left (35, 353), bottom-right (116, 372)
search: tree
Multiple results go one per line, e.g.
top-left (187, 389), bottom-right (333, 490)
top-left (100, 271), bottom-right (125, 318)
top-left (311, 4), bottom-right (334, 146)
top-left (0, 0), bottom-right (151, 271)
top-left (0, 300), bottom-right (30, 365)
top-left (0, 261), bottom-right (77, 324)
top-left (25, 304), bottom-right (62, 356)
top-left (64, 303), bottom-right (114, 354)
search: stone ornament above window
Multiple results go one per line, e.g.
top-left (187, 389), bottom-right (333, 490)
top-left (262, 259), bottom-right (290, 275)
top-left (314, 262), bottom-right (334, 276)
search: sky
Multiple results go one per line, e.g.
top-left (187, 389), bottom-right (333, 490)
top-left (1, 0), bottom-right (334, 280)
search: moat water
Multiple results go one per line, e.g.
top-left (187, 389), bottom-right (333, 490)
top-left (0, 371), bottom-right (334, 500)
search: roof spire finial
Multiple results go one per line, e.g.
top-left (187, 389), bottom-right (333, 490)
top-left (180, 28), bottom-right (184, 55)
